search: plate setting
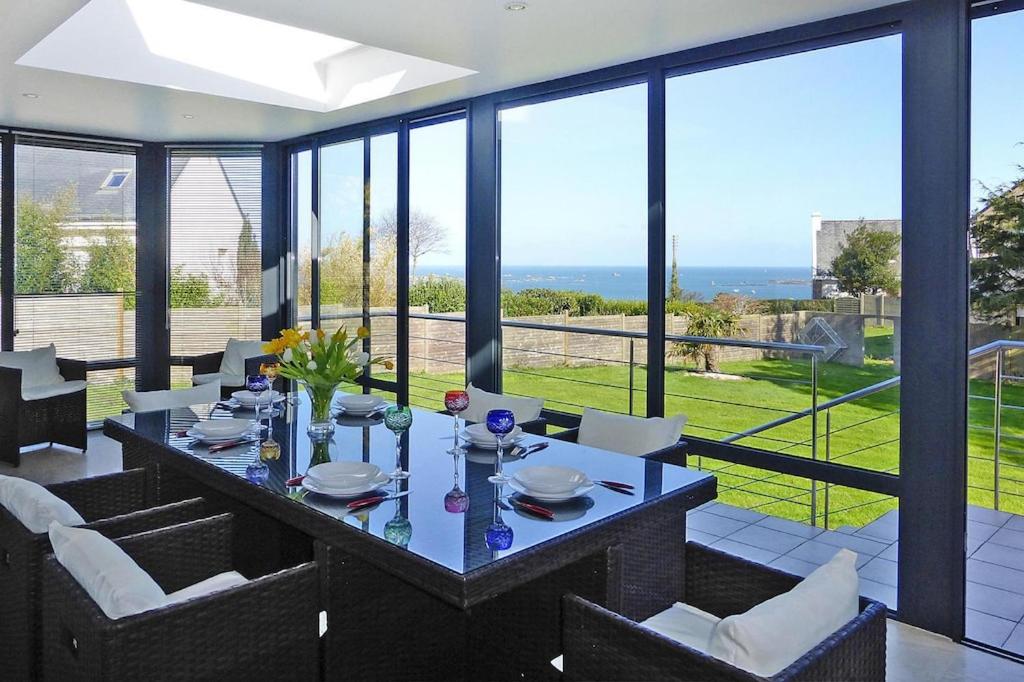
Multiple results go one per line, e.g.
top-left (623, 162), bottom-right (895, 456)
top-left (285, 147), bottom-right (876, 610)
top-left (507, 465), bottom-right (595, 502)
top-left (301, 461), bottom-right (392, 498)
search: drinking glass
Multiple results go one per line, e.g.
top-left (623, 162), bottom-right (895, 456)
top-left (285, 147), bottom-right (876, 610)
top-left (444, 390), bottom-right (470, 456)
top-left (443, 452), bottom-right (469, 513)
top-left (259, 362), bottom-right (280, 417)
top-left (384, 405), bottom-right (413, 480)
top-left (486, 409), bottom-right (515, 484)
top-left (246, 374), bottom-right (270, 416)
top-left (485, 484), bottom-right (513, 551)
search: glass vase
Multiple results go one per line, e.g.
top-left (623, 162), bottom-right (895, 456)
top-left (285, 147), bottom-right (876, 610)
top-left (303, 381), bottom-right (339, 442)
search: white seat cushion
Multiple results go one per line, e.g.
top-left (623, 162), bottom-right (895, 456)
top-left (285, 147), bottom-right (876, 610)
top-left (642, 602), bottom-right (721, 650)
top-left (462, 383), bottom-right (544, 424)
top-left (48, 522), bottom-right (167, 620)
top-left (219, 339), bottom-right (266, 377)
top-left (577, 408), bottom-right (687, 456)
top-left (0, 344), bottom-right (64, 389)
top-left (192, 372), bottom-right (245, 388)
top-left (0, 475), bottom-right (85, 533)
top-left (124, 381), bottom-right (220, 413)
top-left (21, 379), bottom-right (87, 402)
top-left (707, 548), bottom-right (860, 677)
top-left (165, 570), bottom-right (248, 606)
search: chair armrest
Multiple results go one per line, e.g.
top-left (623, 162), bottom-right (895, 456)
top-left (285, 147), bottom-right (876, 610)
top-left (114, 514), bottom-right (235, 593)
top-left (642, 439), bottom-right (688, 467)
top-left (186, 351), bottom-right (224, 376)
top-left (86, 498), bottom-right (208, 539)
top-left (561, 593), bottom-right (756, 682)
top-left (550, 427), bottom-right (580, 443)
top-left (56, 357), bottom-right (88, 382)
top-left (684, 541), bottom-right (802, 617)
top-left (774, 598), bottom-right (886, 681)
top-left (47, 469), bottom-right (149, 522)
top-left (519, 417), bottom-right (547, 436)
top-left (0, 365), bottom-right (23, 397)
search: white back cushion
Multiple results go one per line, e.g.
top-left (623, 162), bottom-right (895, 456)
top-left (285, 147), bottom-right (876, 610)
top-left (165, 570), bottom-right (248, 606)
top-left (577, 408), bottom-right (686, 456)
top-left (219, 339), bottom-right (266, 377)
top-left (0, 475), bottom-right (85, 533)
top-left (0, 344), bottom-right (63, 388)
top-left (123, 381), bottom-right (221, 413)
top-left (642, 602), bottom-right (721, 651)
top-left (49, 522), bottom-right (167, 620)
top-left (707, 548), bottom-right (860, 677)
top-left (463, 383), bottom-right (544, 423)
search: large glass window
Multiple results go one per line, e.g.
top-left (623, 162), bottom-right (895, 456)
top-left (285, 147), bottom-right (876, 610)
top-left (498, 84), bottom-right (648, 416)
top-left (14, 141), bottom-right (137, 420)
top-left (292, 148), bottom-right (312, 330)
top-left (168, 149), bottom-right (262, 385)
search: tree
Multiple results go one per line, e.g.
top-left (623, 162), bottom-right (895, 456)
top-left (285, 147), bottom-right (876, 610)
top-left (170, 266), bottom-right (213, 308)
top-left (669, 234), bottom-right (683, 302)
top-left (235, 215), bottom-right (261, 307)
top-left (375, 209), bottom-right (449, 279)
top-left (81, 226), bottom-right (136, 308)
top-left (15, 186), bottom-right (79, 294)
top-left (828, 221), bottom-right (901, 296)
top-left (970, 176), bottom-right (1024, 321)
top-left (671, 307), bottom-right (738, 373)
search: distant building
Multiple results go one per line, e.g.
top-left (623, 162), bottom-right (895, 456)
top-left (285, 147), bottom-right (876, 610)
top-left (811, 213), bottom-right (902, 298)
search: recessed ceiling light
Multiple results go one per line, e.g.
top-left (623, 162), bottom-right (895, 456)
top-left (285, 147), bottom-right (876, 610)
top-left (504, 2), bottom-right (528, 10)
top-left (181, 113), bottom-right (195, 119)
top-left (22, 92), bottom-right (40, 98)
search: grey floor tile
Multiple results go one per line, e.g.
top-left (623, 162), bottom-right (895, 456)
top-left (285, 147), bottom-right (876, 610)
top-left (966, 559), bottom-right (1024, 594)
top-left (811, 529), bottom-right (889, 556)
top-left (1004, 623), bottom-right (1024, 657)
top-left (859, 577), bottom-right (897, 608)
top-left (967, 505), bottom-right (1013, 528)
top-left (686, 510), bottom-right (750, 537)
top-left (727, 524), bottom-right (808, 554)
top-left (879, 542), bottom-right (899, 562)
top-left (702, 503), bottom-right (767, 524)
top-left (858, 557), bottom-right (898, 587)
top-left (692, 501), bottom-right (718, 512)
top-left (685, 528), bottom-right (721, 546)
top-left (856, 513), bottom-right (900, 543)
top-left (769, 555), bottom-right (820, 578)
top-left (755, 515), bottom-right (824, 539)
top-left (972, 541), bottom-right (1024, 572)
top-left (967, 520), bottom-right (999, 544)
top-left (989, 526), bottom-right (1024, 551)
top-left (709, 538), bottom-right (781, 565)
top-left (965, 609), bottom-right (1016, 648)
top-left (786, 539), bottom-right (872, 568)
top-left (966, 581), bottom-right (1024, 621)
top-left (1003, 514), bottom-right (1024, 533)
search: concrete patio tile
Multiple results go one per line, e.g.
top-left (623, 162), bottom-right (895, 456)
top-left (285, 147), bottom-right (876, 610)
top-left (966, 559), bottom-right (1024, 594)
top-left (701, 504), bottom-right (767, 524)
top-left (685, 528), bottom-right (721, 546)
top-left (965, 582), bottom-right (1024, 622)
top-left (859, 557), bottom-right (898, 587)
top-left (972, 541), bottom-right (1024, 572)
top-left (754, 515), bottom-right (824, 539)
top-left (967, 506), bottom-right (1014, 528)
top-left (728, 525), bottom-right (808, 554)
top-left (769, 555), bottom-right (820, 578)
top-left (856, 513), bottom-right (900, 543)
top-left (686, 510), bottom-right (750, 537)
top-left (786, 540), bottom-right (872, 568)
top-left (693, 501), bottom-right (718, 512)
top-left (859, 578), bottom-right (897, 608)
top-left (989, 527), bottom-right (1024, 552)
top-left (967, 520), bottom-right (999, 544)
top-left (965, 609), bottom-right (1015, 649)
top-left (1003, 514), bottom-right (1024, 533)
top-left (710, 538), bottom-right (782, 565)
top-left (1004, 623), bottom-right (1024, 657)
top-left (879, 542), bottom-right (899, 562)
top-left (812, 529), bottom-right (889, 557)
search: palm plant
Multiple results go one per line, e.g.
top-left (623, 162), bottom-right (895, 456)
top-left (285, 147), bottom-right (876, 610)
top-left (672, 308), bottom-right (739, 373)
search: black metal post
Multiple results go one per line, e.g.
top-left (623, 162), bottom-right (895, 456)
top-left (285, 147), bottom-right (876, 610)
top-left (397, 121), bottom-right (411, 405)
top-left (135, 143), bottom-right (170, 390)
top-left (261, 142), bottom-right (287, 340)
top-left (0, 133), bottom-right (13, 352)
top-left (647, 69), bottom-right (667, 418)
top-left (310, 139), bottom-right (321, 331)
top-left (362, 137), bottom-right (372, 393)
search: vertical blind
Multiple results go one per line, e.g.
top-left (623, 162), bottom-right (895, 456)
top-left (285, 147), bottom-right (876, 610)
top-left (13, 140), bottom-right (137, 420)
top-left (168, 149), bottom-right (262, 383)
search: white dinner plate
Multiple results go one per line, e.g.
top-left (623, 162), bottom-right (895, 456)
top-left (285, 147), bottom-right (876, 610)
top-left (301, 472), bottom-right (391, 498)
top-left (185, 428), bottom-right (255, 444)
top-left (230, 391), bottom-right (286, 408)
top-left (193, 418), bottom-right (252, 439)
top-left (507, 477), bottom-right (595, 502)
top-left (460, 429), bottom-right (525, 450)
top-left (513, 465), bottom-right (589, 495)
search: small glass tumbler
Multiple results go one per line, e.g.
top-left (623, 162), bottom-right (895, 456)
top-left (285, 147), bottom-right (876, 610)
top-left (444, 390), bottom-right (470, 456)
top-left (384, 405), bottom-right (413, 480)
top-left (486, 409), bottom-right (515, 484)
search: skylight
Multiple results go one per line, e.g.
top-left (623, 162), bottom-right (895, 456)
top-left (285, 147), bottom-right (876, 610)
top-left (17, 0), bottom-right (476, 113)
top-left (101, 170), bottom-right (131, 190)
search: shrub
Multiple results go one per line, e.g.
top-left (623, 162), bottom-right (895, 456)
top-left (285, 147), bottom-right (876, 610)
top-left (409, 277), bottom-right (466, 313)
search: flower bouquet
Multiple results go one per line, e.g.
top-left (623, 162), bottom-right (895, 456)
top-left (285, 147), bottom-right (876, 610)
top-left (263, 326), bottom-right (392, 440)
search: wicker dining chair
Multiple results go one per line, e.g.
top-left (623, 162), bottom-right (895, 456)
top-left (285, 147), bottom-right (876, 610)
top-left (41, 513), bottom-right (320, 681)
top-left (550, 427), bottom-right (687, 466)
top-left (561, 541), bottom-right (886, 682)
top-left (0, 469), bottom-right (207, 681)
top-left (0, 357), bottom-right (88, 467)
top-left (185, 349), bottom-right (282, 398)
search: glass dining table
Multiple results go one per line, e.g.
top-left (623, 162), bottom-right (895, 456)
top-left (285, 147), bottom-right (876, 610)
top-left (105, 391), bottom-right (716, 681)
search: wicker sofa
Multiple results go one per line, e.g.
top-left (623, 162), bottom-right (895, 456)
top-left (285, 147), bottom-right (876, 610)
top-left (560, 541), bottom-right (887, 681)
top-left (0, 357), bottom-right (88, 467)
top-left (41, 512), bottom-right (320, 681)
top-left (0, 469), bottom-right (207, 681)
top-left (183, 349), bottom-right (282, 398)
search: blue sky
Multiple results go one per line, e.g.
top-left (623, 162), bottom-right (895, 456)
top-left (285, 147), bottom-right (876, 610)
top-left (301, 10), bottom-right (1024, 271)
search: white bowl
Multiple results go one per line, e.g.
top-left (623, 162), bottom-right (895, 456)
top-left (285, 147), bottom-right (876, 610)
top-left (194, 418), bottom-right (252, 438)
top-left (336, 393), bottom-right (384, 414)
top-left (307, 461), bottom-right (382, 489)
top-left (513, 466), bottom-right (590, 495)
top-left (231, 390), bottom-right (280, 407)
top-left (464, 423), bottom-right (523, 444)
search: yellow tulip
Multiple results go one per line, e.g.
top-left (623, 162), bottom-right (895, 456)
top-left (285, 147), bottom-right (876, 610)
top-left (357, 326), bottom-right (370, 339)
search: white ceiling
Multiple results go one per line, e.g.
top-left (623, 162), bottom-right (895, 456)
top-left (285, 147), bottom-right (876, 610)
top-left (0, 0), bottom-right (900, 143)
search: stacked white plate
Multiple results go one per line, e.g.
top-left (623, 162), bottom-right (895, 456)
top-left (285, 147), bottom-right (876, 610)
top-left (335, 393), bottom-right (385, 416)
top-left (187, 418), bottom-right (254, 444)
top-left (302, 461), bottom-right (390, 498)
top-left (508, 465), bottom-right (594, 502)
top-left (231, 390), bottom-right (286, 408)
top-left (461, 423), bottom-right (525, 450)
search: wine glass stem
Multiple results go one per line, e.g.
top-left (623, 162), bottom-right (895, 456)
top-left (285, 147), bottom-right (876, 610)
top-left (453, 414), bottom-right (460, 449)
top-left (495, 436), bottom-right (504, 478)
top-left (395, 433), bottom-right (402, 472)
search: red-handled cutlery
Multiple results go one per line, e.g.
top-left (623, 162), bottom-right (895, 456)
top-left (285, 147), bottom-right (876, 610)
top-left (596, 480), bottom-right (634, 489)
top-left (207, 439), bottom-right (252, 453)
top-left (286, 475), bottom-right (306, 487)
top-left (508, 497), bottom-right (555, 520)
top-left (595, 481), bottom-right (635, 495)
top-left (346, 490), bottom-right (411, 510)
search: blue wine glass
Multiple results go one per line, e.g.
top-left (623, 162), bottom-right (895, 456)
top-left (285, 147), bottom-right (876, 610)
top-left (486, 409), bottom-right (515, 484)
top-left (246, 374), bottom-right (270, 416)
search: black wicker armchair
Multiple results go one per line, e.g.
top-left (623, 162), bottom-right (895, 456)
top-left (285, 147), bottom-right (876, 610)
top-left (0, 469), bottom-right (207, 681)
top-left (41, 512), bottom-right (320, 681)
top-left (0, 358), bottom-right (88, 467)
top-left (561, 541), bottom-right (886, 682)
top-left (182, 351), bottom-right (283, 398)
top-left (550, 426), bottom-right (687, 466)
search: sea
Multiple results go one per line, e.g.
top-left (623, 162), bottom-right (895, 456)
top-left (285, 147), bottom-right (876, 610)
top-left (415, 265), bottom-right (812, 301)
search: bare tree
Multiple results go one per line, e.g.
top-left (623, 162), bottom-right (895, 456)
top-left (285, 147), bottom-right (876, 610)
top-left (375, 209), bottom-right (449, 279)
